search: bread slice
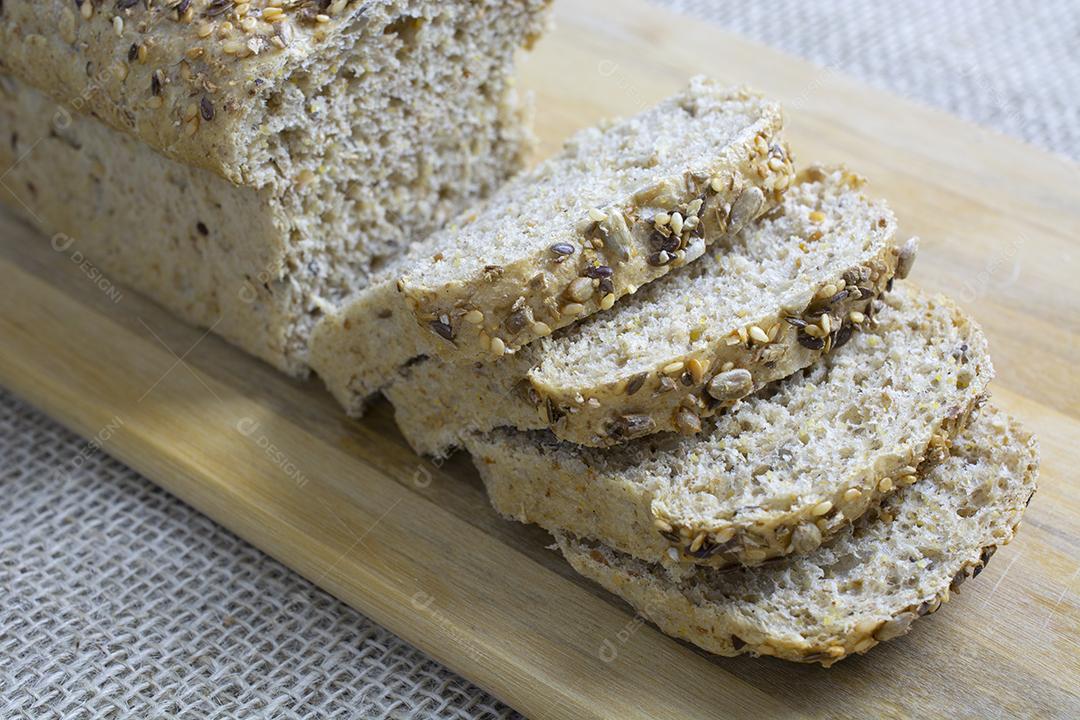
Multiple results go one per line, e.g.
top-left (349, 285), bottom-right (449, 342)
top-left (0, 2), bottom-right (551, 374)
top-left (310, 78), bottom-right (793, 411)
top-left (387, 166), bottom-right (905, 451)
top-left (467, 284), bottom-right (993, 568)
top-left (556, 405), bottom-right (1038, 666)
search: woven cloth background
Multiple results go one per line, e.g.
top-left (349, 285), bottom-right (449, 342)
top-left (1, 2), bottom-right (1077, 719)
top-left (658, 0), bottom-right (1080, 160)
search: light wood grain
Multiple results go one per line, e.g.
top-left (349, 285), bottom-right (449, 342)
top-left (1, 0), bottom-right (1078, 717)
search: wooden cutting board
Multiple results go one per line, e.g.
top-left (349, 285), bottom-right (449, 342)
top-left (1, 0), bottom-right (1077, 717)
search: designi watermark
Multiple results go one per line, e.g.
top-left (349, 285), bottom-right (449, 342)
top-left (52, 415), bottom-right (126, 483)
top-left (50, 233), bottom-right (124, 304)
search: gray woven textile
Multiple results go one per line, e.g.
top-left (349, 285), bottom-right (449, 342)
top-left (658, 0), bottom-right (1080, 161)
top-left (0, 391), bottom-right (517, 720)
top-left (1, 2), bottom-right (1077, 719)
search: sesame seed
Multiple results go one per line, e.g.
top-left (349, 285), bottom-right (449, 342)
top-left (709, 177), bottom-right (724, 193)
top-left (687, 358), bottom-right (704, 383)
top-left (561, 303), bottom-right (585, 316)
top-left (113, 16), bottom-right (124, 36)
top-left (900, 474), bottom-right (918, 486)
top-left (809, 210), bottom-right (826, 223)
top-left (689, 532), bottom-right (705, 553)
top-left (670, 212), bottom-right (684, 235)
top-left (464, 310), bottom-right (484, 325)
top-left (843, 488), bottom-right (862, 503)
top-left (600, 293), bottom-right (615, 310)
top-left (820, 314), bottom-right (832, 335)
top-left (878, 477), bottom-right (894, 492)
top-left (654, 212), bottom-right (671, 226)
top-left (714, 526), bottom-right (736, 544)
top-left (531, 321), bottom-right (552, 336)
top-left (675, 407), bottom-right (701, 435)
top-left (849, 310), bottom-right (865, 324)
top-left (744, 548), bottom-right (768, 563)
top-left (654, 518), bottom-right (673, 534)
top-left (666, 548), bottom-right (679, 562)
top-left (811, 501), bottom-right (833, 516)
top-left (817, 283), bottom-right (838, 300)
top-left (489, 337), bottom-right (506, 357)
top-left (567, 277), bottom-right (594, 303)
top-left (588, 207), bottom-right (607, 223)
top-left (663, 361), bottom-right (684, 375)
top-left (853, 637), bottom-right (875, 653)
top-left (748, 325), bottom-right (769, 344)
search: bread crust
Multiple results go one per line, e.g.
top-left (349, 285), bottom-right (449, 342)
top-left (0, 0), bottom-right (362, 183)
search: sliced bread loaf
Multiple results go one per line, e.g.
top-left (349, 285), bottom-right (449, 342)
top-left (556, 405), bottom-right (1038, 666)
top-left (310, 78), bottom-right (793, 411)
top-left (467, 284), bottom-right (993, 568)
top-left (0, 1), bottom-right (551, 374)
top-left (387, 166), bottom-right (906, 451)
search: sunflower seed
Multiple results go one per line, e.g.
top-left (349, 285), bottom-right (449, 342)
top-left (896, 236), bottom-right (919, 279)
top-left (624, 372), bottom-right (648, 396)
top-left (727, 186), bottom-right (766, 235)
top-left (430, 319), bottom-right (454, 341)
top-left (706, 368), bottom-right (753, 401)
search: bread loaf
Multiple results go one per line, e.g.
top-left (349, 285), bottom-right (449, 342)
top-left (310, 78), bottom-right (793, 411)
top-left (0, 1), bottom-right (551, 373)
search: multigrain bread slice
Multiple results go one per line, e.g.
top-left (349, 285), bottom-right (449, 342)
top-left (557, 406), bottom-right (1038, 666)
top-left (0, 1), bottom-right (550, 374)
top-left (467, 284), bottom-right (993, 568)
top-left (387, 166), bottom-right (908, 451)
top-left (310, 78), bottom-right (794, 409)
